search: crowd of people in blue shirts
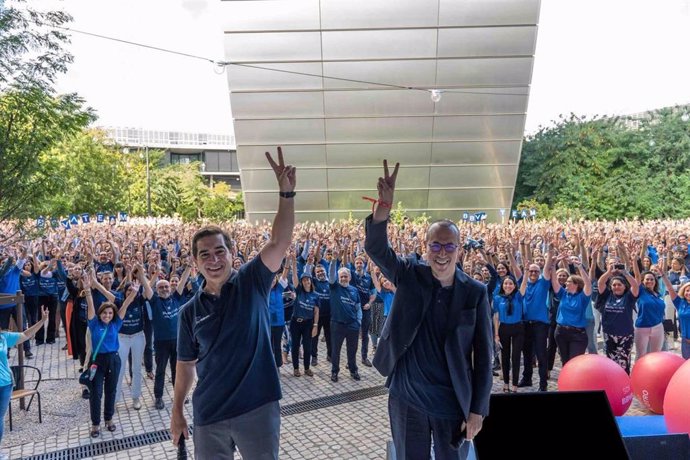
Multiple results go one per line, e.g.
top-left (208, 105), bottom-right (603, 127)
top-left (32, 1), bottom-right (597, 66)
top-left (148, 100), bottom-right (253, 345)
top-left (0, 216), bottom-right (688, 444)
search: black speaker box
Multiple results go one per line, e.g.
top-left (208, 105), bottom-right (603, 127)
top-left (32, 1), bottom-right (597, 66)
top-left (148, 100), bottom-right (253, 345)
top-left (473, 391), bottom-right (630, 459)
top-left (623, 434), bottom-right (689, 460)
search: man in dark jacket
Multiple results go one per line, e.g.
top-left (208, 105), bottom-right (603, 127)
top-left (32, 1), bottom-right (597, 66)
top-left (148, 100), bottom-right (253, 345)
top-left (365, 160), bottom-right (493, 459)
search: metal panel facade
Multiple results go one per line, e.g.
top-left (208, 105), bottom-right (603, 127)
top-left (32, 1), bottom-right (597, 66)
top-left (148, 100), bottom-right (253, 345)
top-left (221, 0), bottom-right (540, 222)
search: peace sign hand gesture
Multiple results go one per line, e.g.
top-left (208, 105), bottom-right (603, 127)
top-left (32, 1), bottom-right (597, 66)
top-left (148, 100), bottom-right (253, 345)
top-left (373, 159), bottom-right (399, 222)
top-left (266, 146), bottom-right (296, 193)
top-left (377, 159), bottom-right (399, 205)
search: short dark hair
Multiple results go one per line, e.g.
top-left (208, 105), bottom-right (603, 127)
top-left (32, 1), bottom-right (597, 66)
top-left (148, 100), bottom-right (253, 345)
top-left (568, 275), bottom-right (585, 292)
top-left (427, 219), bottom-right (460, 243)
top-left (192, 226), bottom-right (232, 258)
top-left (97, 301), bottom-right (118, 316)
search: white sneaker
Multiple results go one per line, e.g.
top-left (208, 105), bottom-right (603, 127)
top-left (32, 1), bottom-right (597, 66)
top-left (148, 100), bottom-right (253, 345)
top-left (132, 398), bottom-right (141, 410)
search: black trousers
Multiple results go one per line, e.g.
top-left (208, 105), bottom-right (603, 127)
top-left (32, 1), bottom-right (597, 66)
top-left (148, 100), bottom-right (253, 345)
top-left (499, 322), bottom-right (524, 386)
top-left (270, 325), bottom-right (284, 367)
top-left (331, 321), bottom-right (359, 374)
top-left (36, 295), bottom-right (57, 343)
top-left (74, 319), bottom-right (88, 367)
top-left (547, 319), bottom-right (558, 371)
top-left (59, 299), bottom-right (68, 338)
top-left (555, 325), bottom-right (588, 365)
top-left (521, 321), bottom-right (549, 389)
top-left (154, 339), bottom-right (177, 399)
top-left (143, 314), bottom-right (153, 373)
top-left (24, 295), bottom-right (40, 328)
top-left (388, 393), bottom-right (466, 460)
top-left (311, 313), bottom-right (331, 359)
top-left (361, 309), bottom-right (372, 360)
top-left (290, 318), bottom-right (313, 370)
top-left (0, 307), bottom-right (30, 351)
top-left (89, 352), bottom-right (121, 425)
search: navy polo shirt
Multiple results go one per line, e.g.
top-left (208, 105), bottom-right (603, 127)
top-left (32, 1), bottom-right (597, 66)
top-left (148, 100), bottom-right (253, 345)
top-left (312, 278), bottom-right (331, 315)
top-left (177, 256), bottom-right (280, 426)
top-left (88, 316), bottom-right (123, 353)
top-left (492, 291), bottom-right (525, 324)
top-left (523, 277), bottom-right (550, 323)
top-left (150, 292), bottom-right (183, 342)
top-left (329, 282), bottom-right (361, 331)
top-left (555, 287), bottom-right (591, 328)
top-left (389, 283), bottom-right (461, 420)
top-left (349, 267), bottom-right (373, 305)
top-left (94, 261), bottom-right (114, 273)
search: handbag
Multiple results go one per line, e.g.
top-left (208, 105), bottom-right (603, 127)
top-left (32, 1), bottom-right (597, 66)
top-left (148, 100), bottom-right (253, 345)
top-left (78, 324), bottom-right (110, 386)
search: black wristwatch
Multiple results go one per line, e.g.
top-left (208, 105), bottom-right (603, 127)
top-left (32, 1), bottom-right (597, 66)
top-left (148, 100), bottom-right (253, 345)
top-left (279, 191), bottom-right (296, 198)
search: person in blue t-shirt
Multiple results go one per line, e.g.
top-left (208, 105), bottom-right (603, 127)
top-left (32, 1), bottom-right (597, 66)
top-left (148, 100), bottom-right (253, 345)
top-left (348, 255), bottom-right (376, 367)
top-left (632, 260), bottom-right (666, 360)
top-left (82, 269), bottom-right (136, 438)
top-left (493, 275), bottom-right (527, 393)
top-left (0, 305), bottom-right (48, 449)
top-left (310, 264), bottom-right (331, 366)
top-left (596, 264), bottom-right (639, 373)
top-left (518, 252), bottom-right (553, 392)
top-left (172, 148), bottom-right (295, 459)
top-left (35, 259), bottom-right (59, 345)
top-left (269, 264), bottom-right (290, 368)
top-left (290, 264), bottom-right (319, 377)
top-left (371, 269), bottom-right (396, 350)
top-left (329, 250), bottom-right (362, 382)
top-left (114, 281), bottom-right (147, 411)
top-left (19, 258), bottom-right (41, 358)
top-left (550, 252), bottom-right (592, 365)
top-left (660, 274), bottom-right (690, 359)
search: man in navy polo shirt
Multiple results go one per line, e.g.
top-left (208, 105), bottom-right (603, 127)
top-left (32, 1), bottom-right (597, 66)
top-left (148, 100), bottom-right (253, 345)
top-left (329, 257), bottom-right (362, 382)
top-left (171, 148), bottom-right (296, 460)
top-left (137, 263), bottom-right (189, 410)
top-left (310, 264), bottom-right (331, 365)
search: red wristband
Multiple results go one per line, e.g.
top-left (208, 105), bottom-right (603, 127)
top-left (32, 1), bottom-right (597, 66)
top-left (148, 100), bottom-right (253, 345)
top-left (362, 196), bottom-right (392, 214)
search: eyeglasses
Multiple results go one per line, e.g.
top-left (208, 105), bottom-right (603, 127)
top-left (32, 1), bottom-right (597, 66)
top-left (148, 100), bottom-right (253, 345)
top-left (427, 242), bottom-right (458, 253)
top-left (528, 269), bottom-right (541, 273)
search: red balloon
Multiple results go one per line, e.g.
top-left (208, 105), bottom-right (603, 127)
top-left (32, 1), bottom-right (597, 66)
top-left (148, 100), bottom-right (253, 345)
top-left (631, 352), bottom-right (685, 414)
top-left (663, 359), bottom-right (690, 436)
top-left (558, 354), bottom-right (633, 416)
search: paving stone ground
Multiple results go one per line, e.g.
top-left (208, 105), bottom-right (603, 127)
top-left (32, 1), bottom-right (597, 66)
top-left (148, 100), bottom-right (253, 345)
top-left (4, 333), bottom-right (681, 459)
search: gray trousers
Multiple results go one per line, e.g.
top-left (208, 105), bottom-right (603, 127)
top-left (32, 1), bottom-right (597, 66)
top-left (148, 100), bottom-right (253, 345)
top-left (193, 401), bottom-right (281, 459)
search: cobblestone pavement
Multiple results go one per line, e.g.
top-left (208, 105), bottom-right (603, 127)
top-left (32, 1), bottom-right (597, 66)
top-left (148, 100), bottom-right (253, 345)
top-left (5, 335), bottom-right (682, 459)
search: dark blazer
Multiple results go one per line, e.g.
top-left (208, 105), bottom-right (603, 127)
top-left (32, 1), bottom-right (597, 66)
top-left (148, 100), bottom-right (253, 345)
top-left (365, 216), bottom-right (493, 418)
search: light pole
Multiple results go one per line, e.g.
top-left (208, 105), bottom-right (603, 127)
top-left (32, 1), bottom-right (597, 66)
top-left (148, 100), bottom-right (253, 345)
top-left (123, 148), bottom-right (132, 215)
top-left (145, 145), bottom-right (151, 216)
top-left (139, 146), bottom-right (151, 216)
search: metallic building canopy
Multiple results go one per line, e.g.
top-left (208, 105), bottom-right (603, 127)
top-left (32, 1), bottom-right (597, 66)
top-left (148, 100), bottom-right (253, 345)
top-left (221, 0), bottom-right (540, 222)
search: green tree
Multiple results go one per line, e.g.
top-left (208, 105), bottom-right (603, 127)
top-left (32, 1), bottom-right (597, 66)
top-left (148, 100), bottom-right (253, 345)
top-left (0, 2), bottom-right (94, 243)
top-left (37, 130), bottom-right (127, 215)
top-left (514, 106), bottom-right (690, 220)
